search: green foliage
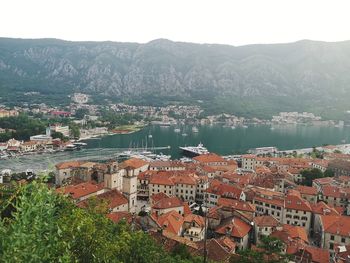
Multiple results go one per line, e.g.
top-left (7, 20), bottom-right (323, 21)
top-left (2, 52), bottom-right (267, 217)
top-left (310, 147), bottom-right (323, 159)
top-left (300, 168), bottom-right (325, 186)
top-left (51, 131), bottom-right (68, 141)
top-left (0, 181), bottom-right (72, 262)
top-left (324, 169), bottom-right (335, 178)
top-left (69, 122), bottom-right (80, 138)
top-left (233, 236), bottom-right (290, 263)
top-left (75, 108), bottom-right (89, 119)
top-left (0, 114), bottom-right (46, 141)
top-left (100, 110), bottom-right (143, 129)
top-left (0, 180), bottom-right (204, 263)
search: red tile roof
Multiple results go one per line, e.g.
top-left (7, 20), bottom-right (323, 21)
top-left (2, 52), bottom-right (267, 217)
top-left (149, 174), bottom-right (175, 186)
top-left (301, 246), bottom-right (330, 263)
top-left (150, 160), bottom-right (185, 168)
top-left (215, 217), bottom-right (251, 238)
top-left (55, 160), bottom-right (84, 169)
top-left (295, 185), bottom-right (318, 196)
top-left (138, 170), bottom-right (158, 180)
top-left (172, 175), bottom-right (197, 185)
top-left (217, 236), bottom-right (236, 253)
top-left (206, 182), bottom-right (243, 199)
top-left (183, 202), bottom-right (192, 216)
top-left (218, 198), bottom-right (255, 213)
top-left (194, 239), bottom-right (231, 262)
top-left (157, 210), bottom-right (184, 235)
top-left (321, 185), bottom-right (342, 198)
top-left (271, 224), bottom-right (309, 244)
top-left (193, 153), bottom-right (227, 164)
top-left (153, 196), bottom-right (183, 210)
top-left (184, 214), bottom-right (205, 227)
top-left (320, 215), bottom-right (350, 236)
top-left (95, 189), bottom-right (128, 209)
top-left (310, 201), bottom-right (339, 216)
top-left (56, 181), bottom-right (104, 199)
top-left (119, 158), bottom-right (149, 169)
top-left (107, 212), bottom-right (132, 224)
top-left (150, 192), bottom-right (169, 204)
top-left (285, 193), bottom-right (312, 212)
top-left (253, 215), bottom-right (280, 227)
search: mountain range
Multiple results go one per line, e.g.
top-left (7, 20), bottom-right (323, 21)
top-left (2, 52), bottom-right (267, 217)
top-left (1, 37), bottom-right (350, 118)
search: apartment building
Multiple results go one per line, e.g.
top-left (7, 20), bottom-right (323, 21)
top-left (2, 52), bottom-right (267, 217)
top-left (283, 192), bottom-right (312, 232)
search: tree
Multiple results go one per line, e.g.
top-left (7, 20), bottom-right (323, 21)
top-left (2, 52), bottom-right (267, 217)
top-left (75, 108), bottom-right (89, 120)
top-left (233, 236), bottom-right (290, 263)
top-left (300, 168), bottom-right (324, 186)
top-left (69, 123), bottom-right (80, 138)
top-left (51, 131), bottom-right (66, 141)
top-left (0, 180), bottom-right (204, 263)
top-left (324, 169), bottom-right (335, 177)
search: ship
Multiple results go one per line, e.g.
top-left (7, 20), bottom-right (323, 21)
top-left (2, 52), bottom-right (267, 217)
top-left (179, 143), bottom-right (209, 157)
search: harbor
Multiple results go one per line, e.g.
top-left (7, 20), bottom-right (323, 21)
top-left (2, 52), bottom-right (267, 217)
top-left (0, 123), bottom-right (349, 173)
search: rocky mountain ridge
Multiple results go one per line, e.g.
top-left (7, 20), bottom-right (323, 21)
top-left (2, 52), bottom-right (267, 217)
top-left (1, 37), bottom-right (350, 117)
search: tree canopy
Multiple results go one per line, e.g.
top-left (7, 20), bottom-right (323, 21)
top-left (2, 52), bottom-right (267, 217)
top-left (232, 236), bottom-right (290, 263)
top-left (0, 180), bottom-right (203, 263)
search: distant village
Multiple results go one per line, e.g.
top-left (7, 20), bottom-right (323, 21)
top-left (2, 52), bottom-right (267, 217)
top-left (0, 92), bottom-right (347, 160)
top-left (2, 142), bottom-right (350, 262)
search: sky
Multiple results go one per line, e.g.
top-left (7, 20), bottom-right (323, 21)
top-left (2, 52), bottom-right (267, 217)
top-left (1, 0), bottom-right (349, 46)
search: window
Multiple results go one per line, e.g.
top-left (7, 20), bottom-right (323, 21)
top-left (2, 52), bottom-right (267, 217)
top-left (331, 235), bottom-right (334, 241)
top-left (342, 237), bottom-right (346, 243)
top-left (330, 243), bottom-right (334, 250)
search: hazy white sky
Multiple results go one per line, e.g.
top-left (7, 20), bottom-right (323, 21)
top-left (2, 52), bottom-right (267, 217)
top-left (1, 0), bottom-right (349, 46)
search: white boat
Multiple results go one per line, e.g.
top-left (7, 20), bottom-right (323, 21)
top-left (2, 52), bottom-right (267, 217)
top-left (231, 126), bottom-right (236, 130)
top-left (155, 153), bottom-right (171, 161)
top-left (148, 134), bottom-right (153, 138)
top-left (73, 142), bottom-right (87, 146)
top-left (180, 157), bottom-right (193, 163)
top-left (174, 128), bottom-right (181, 133)
top-left (192, 127), bottom-right (199, 133)
top-left (179, 143), bottom-right (209, 156)
top-left (242, 125), bottom-right (248, 128)
top-left (182, 133), bottom-right (188, 137)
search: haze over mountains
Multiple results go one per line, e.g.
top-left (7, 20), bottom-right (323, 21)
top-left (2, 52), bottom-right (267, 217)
top-left (1, 37), bottom-right (350, 118)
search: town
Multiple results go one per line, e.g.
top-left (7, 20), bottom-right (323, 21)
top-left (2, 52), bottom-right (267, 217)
top-left (0, 92), bottom-right (347, 160)
top-left (2, 144), bottom-right (349, 262)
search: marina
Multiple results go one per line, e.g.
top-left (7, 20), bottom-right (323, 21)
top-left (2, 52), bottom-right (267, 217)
top-left (1, 123), bottom-right (350, 172)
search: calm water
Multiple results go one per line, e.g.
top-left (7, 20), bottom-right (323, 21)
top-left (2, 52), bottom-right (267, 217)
top-left (1, 124), bottom-right (350, 172)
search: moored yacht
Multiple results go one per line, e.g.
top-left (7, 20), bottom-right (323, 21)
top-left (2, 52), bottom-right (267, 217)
top-left (179, 143), bottom-right (209, 156)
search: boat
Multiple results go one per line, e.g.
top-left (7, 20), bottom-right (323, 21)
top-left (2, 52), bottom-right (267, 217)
top-left (182, 133), bottom-right (188, 137)
top-left (231, 126), bottom-right (236, 130)
top-left (174, 128), bottom-right (181, 133)
top-left (155, 153), bottom-right (171, 161)
top-left (65, 144), bottom-right (77, 151)
top-left (148, 134), bottom-right (153, 138)
top-left (242, 125), bottom-right (248, 128)
top-left (192, 127), bottom-right (199, 133)
top-left (179, 143), bottom-right (209, 157)
top-left (179, 157), bottom-right (193, 163)
top-left (73, 142), bottom-right (87, 146)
